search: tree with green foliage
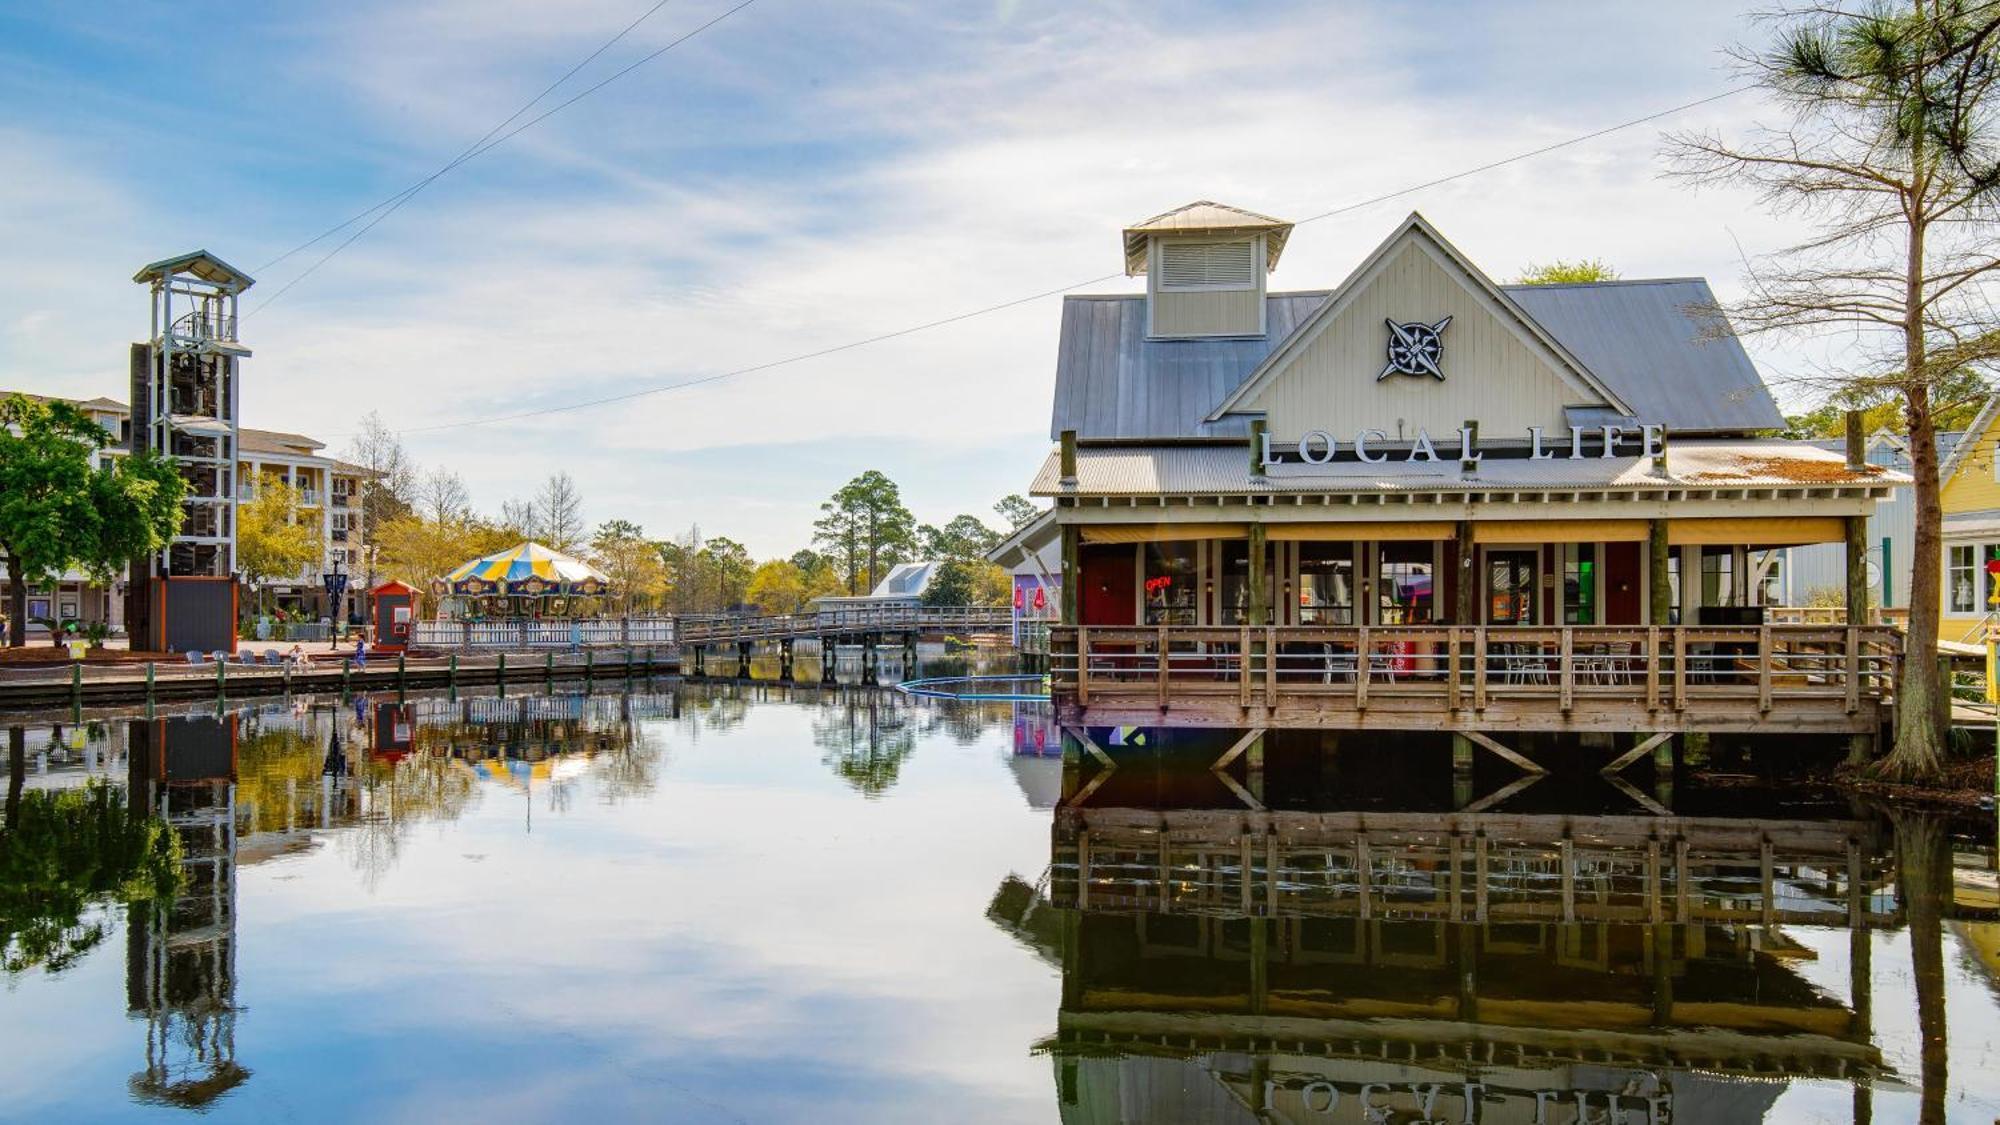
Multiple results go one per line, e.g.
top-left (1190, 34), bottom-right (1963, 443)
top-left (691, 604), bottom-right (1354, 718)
top-left (813, 470), bottom-right (916, 594)
top-left (1666, 0), bottom-right (2000, 780)
top-left (1515, 258), bottom-right (1620, 285)
top-left (920, 560), bottom-right (977, 607)
top-left (237, 480), bottom-right (322, 616)
top-left (993, 494), bottom-right (1040, 530)
top-left (920, 514), bottom-right (1000, 563)
top-left (0, 396), bottom-right (186, 646)
top-left (1, 775), bottom-right (182, 974)
top-left (698, 536), bottom-right (755, 610)
top-left (590, 520), bottom-right (665, 614)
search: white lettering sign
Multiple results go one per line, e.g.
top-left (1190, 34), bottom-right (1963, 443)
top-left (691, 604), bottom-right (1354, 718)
top-left (1260, 424), bottom-right (1668, 471)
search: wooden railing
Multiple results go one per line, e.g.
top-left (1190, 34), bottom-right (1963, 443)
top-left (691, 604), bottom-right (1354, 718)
top-left (1050, 624), bottom-right (1900, 731)
top-left (411, 617), bottom-right (677, 649)
top-left (679, 605), bottom-right (1012, 644)
top-left (1051, 808), bottom-right (1897, 928)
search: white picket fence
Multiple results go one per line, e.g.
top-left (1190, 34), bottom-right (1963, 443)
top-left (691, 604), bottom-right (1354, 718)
top-left (410, 617), bottom-right (677, 650)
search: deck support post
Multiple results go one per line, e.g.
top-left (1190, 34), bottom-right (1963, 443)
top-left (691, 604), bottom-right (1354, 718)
top-left (1682, 730), bottom-right (1710, 767)
top-left (1845, 514), bottom-right (1869, 626)
top-left (1059, 523), bottom-right (1080, 626)
top-left (1648, 519), bottom-right (1672, 626)
top-left (1454, 520), bottom-right (1476, 626)
top-left (1847, 730), bottom-right (1876, 766)
top-left (1248, 522), bottom-right (1268, 693)
top-left (1452, 732), bottom-right (1475, 809)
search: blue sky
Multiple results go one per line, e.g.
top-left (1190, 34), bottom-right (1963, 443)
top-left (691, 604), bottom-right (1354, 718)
top-left (1, 1), bottom-right (1829, 557)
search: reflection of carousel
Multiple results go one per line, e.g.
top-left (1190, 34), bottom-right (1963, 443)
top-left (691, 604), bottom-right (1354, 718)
top-left (433, 542), bottom-right (612, 622)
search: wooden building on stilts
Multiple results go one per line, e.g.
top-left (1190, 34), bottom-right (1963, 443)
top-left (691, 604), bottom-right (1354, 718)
top-left (993, 204), bottom-right (1906, 771)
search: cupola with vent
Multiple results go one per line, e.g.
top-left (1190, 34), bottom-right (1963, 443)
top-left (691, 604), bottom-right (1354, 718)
top-left (1123, 201), bottom-right (1292, 339)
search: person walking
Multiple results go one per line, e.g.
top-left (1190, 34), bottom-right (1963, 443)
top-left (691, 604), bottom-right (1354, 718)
top-left (354, 636), bottom-right (367, 669)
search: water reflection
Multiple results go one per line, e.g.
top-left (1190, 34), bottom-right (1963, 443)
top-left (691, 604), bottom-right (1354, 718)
top-left (4, 687), bottom-right (1998, 1122)
top-left (1017, 731), bottom-right (1997, 1124)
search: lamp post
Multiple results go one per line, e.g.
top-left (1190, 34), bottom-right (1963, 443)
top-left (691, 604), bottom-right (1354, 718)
top-left (323, 558), bottom-right (349, 651)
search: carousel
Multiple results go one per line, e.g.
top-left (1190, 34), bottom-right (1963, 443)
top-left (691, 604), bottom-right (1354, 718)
top-left (432, 542), bottom-right (613, 621)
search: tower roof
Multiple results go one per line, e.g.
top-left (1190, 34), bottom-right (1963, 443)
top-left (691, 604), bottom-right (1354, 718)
top-left (1122, 201), bottom-right (1292, 275)
top-left (133, 250), bottom-right (256, 291)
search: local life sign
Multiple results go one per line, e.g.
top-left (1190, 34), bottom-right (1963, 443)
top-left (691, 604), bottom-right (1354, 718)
top-left (1258, 422), bottom-right (1668, 470)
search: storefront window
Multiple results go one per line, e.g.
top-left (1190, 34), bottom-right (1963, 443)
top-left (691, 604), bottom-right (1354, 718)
top-left (1950, 546), bottom-right (1975, 613)
top-left (1560, 543), bottom-right (1596, 625)
top-left (1378, 542), bottom-right (1434, 625)
top-left (1487, 549), bottom-right (1535, 625)
top-left (1700, 547), bottom-right (1736, 607)
top-left (1667, 553), bottom-right (1681, 624)
top-left (1217, 541), bottom-right (1273, 625)
top-left (1143, 541), bottom-right (1199, 626)
top-left (1298, 542), bottom-right (1356, 625)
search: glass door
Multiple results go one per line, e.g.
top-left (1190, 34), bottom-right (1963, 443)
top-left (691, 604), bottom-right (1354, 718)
top-left (1487, 550), bottom-right (1537, 626)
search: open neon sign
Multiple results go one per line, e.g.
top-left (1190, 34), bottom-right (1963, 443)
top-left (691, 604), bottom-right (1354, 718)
top-left (1144, 576), bottom-right (1175, 595)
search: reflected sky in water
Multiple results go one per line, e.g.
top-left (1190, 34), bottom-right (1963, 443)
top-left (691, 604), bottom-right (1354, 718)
top-left (0, 681), bottom-right (1998, 1123)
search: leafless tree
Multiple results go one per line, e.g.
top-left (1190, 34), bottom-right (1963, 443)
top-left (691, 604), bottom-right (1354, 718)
top-left (533, 472), bottom-right (587, 552)
top-left (416, 467), bottom-right (473, 525)
top-left (1665, 0), bottom-right (2000, 779)
top-left (342, 412), bottom-right (416, 589)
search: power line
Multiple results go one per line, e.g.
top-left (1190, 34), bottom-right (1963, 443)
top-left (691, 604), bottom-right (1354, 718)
top-left (254, 0), bottom-right (682, 278)
top-left (245, 0), bottom-right (759, 317)
top-left (387, 85), bottom-right (1752, 437)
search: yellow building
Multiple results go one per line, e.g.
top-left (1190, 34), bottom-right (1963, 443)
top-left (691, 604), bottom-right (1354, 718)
top-left (1939, 393), bottom-right (2000, 642)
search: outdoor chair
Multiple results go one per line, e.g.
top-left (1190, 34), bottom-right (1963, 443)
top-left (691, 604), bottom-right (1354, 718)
top-left (210, 651), bottom-right (229, 665)
top-left (184, 650), bottom-right (205, 666)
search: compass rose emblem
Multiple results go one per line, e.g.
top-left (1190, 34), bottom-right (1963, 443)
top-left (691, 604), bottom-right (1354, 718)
top-left (1380, 316), bottom-right (1452, 381)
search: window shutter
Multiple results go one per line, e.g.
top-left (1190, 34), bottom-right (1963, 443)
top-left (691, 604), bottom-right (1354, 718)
top-left (1158, 241), bottom-right (1257, 290)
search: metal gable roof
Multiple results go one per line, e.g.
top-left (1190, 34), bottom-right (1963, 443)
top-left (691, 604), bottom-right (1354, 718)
top-left (1048, 292), bottom-right (1327, 441)
top-left (1500, 279), bottom-right (1784, 433)
top-left (1206, 213), bottom-right (1634, 423)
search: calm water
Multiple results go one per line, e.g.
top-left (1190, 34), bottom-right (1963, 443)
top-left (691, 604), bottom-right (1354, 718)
top-left (3, 671), bottom-right (2000, 1123)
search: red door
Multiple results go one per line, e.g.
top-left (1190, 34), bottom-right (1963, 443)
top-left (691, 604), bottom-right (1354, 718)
top-left (1079, 545), bottom-right (1137, 626)
top-left (1605, 541), bottom-right (1643, 624)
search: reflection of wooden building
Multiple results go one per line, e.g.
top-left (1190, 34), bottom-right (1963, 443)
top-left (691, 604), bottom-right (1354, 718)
top-left (125, 715), bottom-right (248, 1107)
top-left (1023, 744), bottom-right (1927, 1124)
top-left (1001, 205), bottom-right (1905, 739)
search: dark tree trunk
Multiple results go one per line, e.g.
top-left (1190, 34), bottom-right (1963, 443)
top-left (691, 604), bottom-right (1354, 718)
top-left (1893, 808), bottom-right (1950, 1125)
top-left (5, 726), bottom-right (22, 830)
top-left (6, 552), bottom-right (25, 648)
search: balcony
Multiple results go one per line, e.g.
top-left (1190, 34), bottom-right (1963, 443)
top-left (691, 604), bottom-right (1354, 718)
top-left (167, 307), bottom-right (242, 352)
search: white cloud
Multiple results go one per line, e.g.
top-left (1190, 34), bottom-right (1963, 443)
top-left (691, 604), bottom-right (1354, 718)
top-left (0, 1), bottom-right (1849, 556)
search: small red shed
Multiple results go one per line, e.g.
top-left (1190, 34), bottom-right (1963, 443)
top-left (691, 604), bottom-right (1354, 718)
top-left (369, 580), bottom-right (422, 652)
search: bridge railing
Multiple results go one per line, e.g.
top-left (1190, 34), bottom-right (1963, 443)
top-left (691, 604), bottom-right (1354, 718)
top-left (411, 617), bottom-right (677, 650)
top-left (678, 605), bottom-right (1012, 644)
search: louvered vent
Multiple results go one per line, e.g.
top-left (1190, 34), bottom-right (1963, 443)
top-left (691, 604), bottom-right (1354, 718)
top-left (1158, 241), bottom-right (1257, 290)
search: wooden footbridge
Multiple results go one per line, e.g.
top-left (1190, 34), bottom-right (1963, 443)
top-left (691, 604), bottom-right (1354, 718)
top-left (677, 605), bottom-right (1012, 677)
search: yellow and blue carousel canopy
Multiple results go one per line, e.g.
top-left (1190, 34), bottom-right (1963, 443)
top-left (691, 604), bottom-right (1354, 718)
top-left (437, 542), bottom-right (611, 598)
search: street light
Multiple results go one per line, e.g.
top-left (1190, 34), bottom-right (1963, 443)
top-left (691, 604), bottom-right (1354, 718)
top-left (323, 557), bottom-right (349, 650)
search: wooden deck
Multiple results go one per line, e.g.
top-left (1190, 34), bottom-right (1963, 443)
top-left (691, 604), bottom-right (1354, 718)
top-left (1050, 624), bottom-right (1900, 734)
